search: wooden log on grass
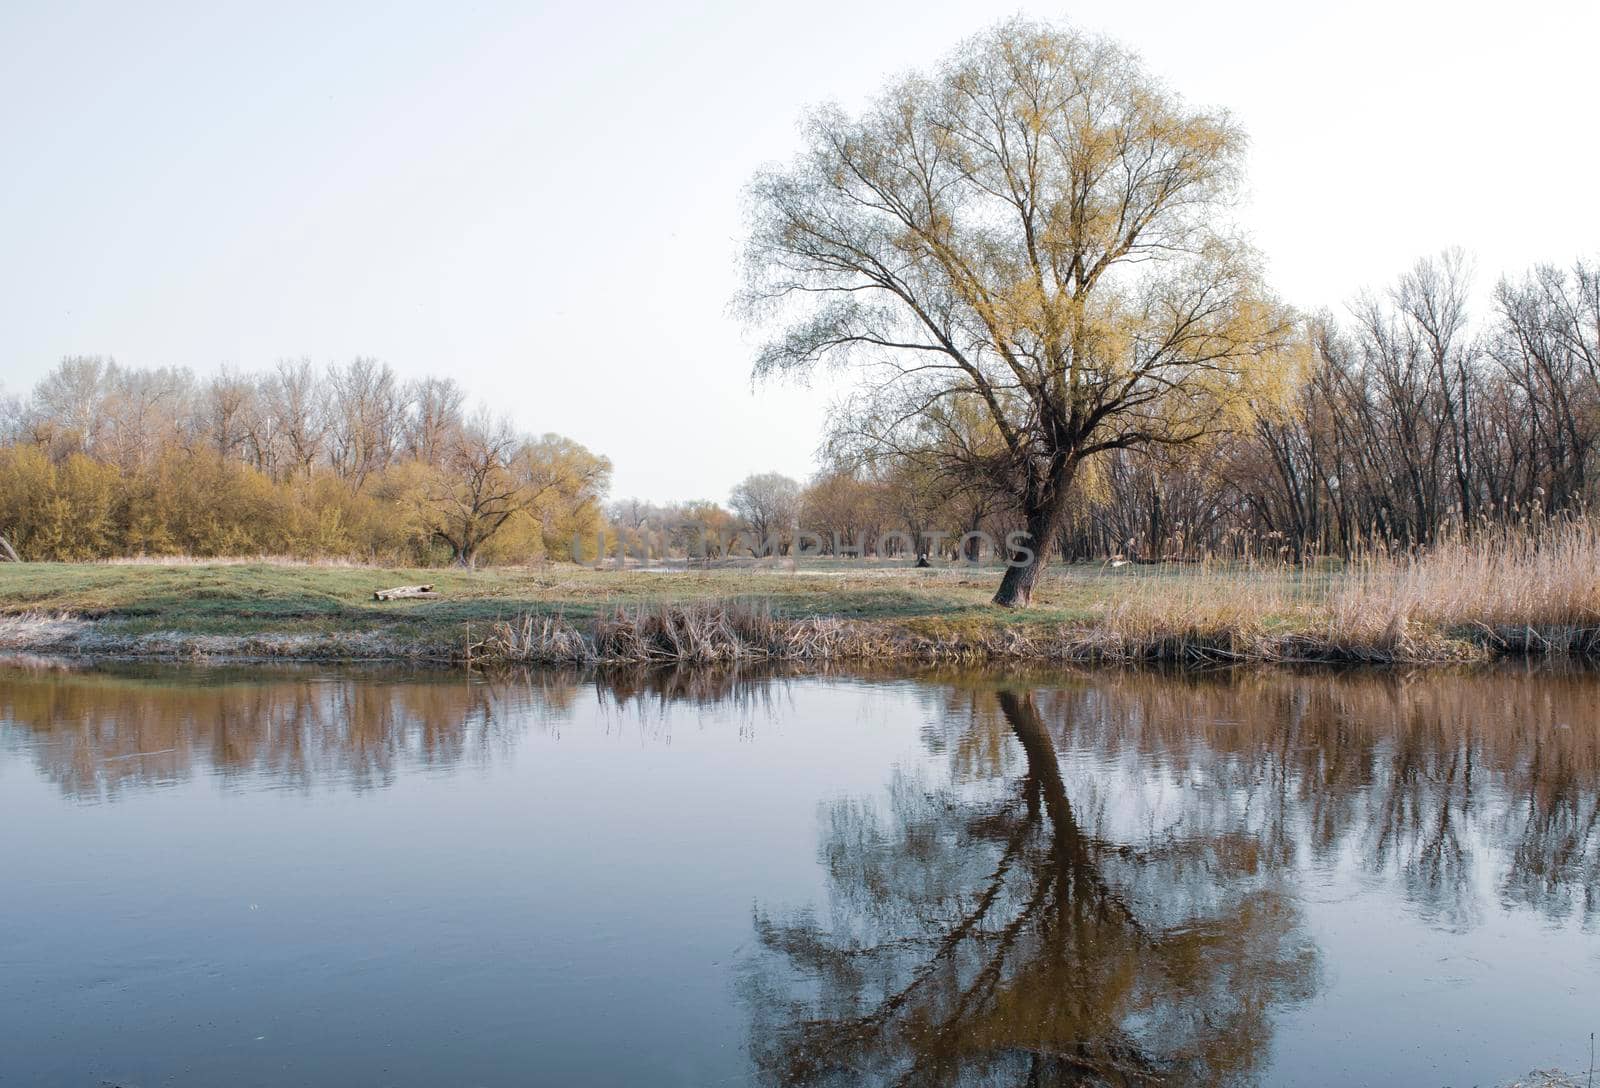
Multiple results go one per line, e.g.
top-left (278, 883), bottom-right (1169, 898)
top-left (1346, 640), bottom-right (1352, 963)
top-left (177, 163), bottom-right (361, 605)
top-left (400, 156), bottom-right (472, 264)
top-left (374, 584), bottom-right (436, 601)
top-left (0, 535), bottom-right (19, 563)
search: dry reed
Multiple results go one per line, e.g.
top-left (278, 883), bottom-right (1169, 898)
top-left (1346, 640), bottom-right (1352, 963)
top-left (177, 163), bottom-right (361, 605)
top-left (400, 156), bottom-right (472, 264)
top-left (474, 602), bottom-right (871, 665)
top-left (1333, 517), bottom-right (1600, 655)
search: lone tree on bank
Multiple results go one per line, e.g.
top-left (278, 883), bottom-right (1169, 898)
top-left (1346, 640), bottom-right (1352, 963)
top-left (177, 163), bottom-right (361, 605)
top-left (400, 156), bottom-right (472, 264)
top-left (740, 18), bottom-right (1298, 606)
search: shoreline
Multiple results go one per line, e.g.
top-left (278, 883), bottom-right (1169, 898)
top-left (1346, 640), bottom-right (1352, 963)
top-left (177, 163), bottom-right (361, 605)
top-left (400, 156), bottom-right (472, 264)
top-left (5, 560), bottom-right (1600, 671)
top-left (3, 606), bottom-right (1596, 669)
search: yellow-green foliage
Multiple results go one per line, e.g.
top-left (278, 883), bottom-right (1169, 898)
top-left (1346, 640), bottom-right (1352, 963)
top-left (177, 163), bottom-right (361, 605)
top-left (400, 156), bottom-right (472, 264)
top-left (0, 439), bottom-right (606, 565)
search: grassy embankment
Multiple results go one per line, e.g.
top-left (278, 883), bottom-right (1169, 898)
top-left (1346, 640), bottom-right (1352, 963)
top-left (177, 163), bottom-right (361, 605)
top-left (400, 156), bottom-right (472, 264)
top-left (4, 519), bottom-right (1600, 665)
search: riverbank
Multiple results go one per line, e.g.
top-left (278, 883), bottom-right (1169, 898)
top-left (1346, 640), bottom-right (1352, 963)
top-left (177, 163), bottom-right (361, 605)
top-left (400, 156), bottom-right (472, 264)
top-left (3, 546), bottom-right (1600, 666)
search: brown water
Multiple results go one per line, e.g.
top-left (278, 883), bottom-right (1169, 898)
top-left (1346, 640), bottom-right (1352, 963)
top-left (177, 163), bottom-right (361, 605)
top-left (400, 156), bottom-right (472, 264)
top-left (1, 662), bottom-right (1596, 1086)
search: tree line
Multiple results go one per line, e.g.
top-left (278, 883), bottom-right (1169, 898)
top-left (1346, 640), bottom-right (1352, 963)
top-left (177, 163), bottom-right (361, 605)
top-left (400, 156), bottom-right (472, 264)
top-left (603, 251), bottom-right (1597, 572)
top-left (1060, 253), bottom-right (1600, 562)
top-left (784, 252), bottom-right (1600, 566)
top-left (5, 273), bottom-right (1593, 575)
top-left (0, 357), bottom-right (610, 565)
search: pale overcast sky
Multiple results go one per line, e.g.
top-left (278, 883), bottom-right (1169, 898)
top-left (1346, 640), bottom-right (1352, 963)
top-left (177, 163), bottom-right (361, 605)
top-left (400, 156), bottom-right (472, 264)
top-left (2, 0), bottom-right (1596, 502)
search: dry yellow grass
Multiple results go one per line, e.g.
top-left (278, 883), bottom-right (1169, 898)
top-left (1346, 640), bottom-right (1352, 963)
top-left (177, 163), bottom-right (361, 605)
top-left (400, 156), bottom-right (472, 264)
top-left (1331, 518), bottom-right (1600, 654)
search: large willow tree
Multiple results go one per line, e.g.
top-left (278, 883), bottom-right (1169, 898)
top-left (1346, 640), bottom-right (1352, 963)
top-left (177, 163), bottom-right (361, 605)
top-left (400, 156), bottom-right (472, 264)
top-left (741, 19), bottom-right (1298, 605)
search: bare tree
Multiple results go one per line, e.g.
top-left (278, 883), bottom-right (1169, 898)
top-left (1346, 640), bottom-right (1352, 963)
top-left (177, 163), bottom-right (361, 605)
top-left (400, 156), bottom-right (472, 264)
top-left (0, 387), bottom-right (20, 446)
top-left (606, 497), bottom-right (656, 533)
top-left (404, 376), bottom-right (466, 467)
top-left (729, 472), bottom-right (800, 553)
top-left (1398, 251), bottom-right (1478, 523)
top-left (199, 367), bottom-right (256, 460)
top-left (28, 356), bottom-right (114, 457)
top-left (1492, 262), bottom-right (1600, 511)
top-left (99, 366), bottom-right (192, 471)
top-left (265, 358), bottom-right (328, 481)
top-left (327, 357), bottom-right (403, 487)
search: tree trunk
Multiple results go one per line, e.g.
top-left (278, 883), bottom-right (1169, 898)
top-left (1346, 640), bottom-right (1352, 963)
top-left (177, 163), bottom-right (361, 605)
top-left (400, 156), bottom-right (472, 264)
top-left (992, 541), bottom-right (1044, 607)
top-left (992, 468), bottom-right (1073, 608)
top-left (996, 689), bottom-right (1086, 859)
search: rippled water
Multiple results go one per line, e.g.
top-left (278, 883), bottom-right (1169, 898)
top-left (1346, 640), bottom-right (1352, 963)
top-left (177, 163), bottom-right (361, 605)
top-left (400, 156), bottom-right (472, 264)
top-left (1, 662), bottom-right (1596, 1086)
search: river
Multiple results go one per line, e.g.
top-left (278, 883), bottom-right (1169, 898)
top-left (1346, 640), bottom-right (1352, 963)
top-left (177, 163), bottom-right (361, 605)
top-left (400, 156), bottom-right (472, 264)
top-left (1, 662), bottom-right (1596, 1086)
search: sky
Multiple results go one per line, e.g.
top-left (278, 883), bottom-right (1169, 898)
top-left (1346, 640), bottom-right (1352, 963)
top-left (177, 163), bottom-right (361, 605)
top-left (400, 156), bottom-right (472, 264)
top-left (2, 0), bottom-right (1597, 503)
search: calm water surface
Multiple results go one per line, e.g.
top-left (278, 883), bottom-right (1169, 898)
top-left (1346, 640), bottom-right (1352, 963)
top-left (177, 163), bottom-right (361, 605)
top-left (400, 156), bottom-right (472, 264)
top-left (1, 662), bottom-right (1596, 1087)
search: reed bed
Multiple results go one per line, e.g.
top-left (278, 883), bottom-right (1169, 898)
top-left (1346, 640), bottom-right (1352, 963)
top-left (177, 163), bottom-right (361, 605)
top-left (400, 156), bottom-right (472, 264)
top-left (472, 602), bottom-right (871, 666)
top-left (1332, 518), bottom-right (1600, 656)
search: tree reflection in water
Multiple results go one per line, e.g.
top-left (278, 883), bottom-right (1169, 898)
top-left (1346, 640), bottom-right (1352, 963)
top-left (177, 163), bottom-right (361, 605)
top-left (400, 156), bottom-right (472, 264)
top-left (3, 659), bottom-right (1597, 1084)
top-left (741, 685), bottom-right (1319, 1087)
top-left (739, 670), bottom-right (1600, 1087)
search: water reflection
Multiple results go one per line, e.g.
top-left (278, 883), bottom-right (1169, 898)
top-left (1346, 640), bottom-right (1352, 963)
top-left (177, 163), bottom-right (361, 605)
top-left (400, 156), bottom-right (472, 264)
top-left (2, 661), bottom-right (1598, 1085)
top-left (4, 663), bottom-right (1597, 930)
top-left (740, 669), bottom-right (1600, 1086)
top-left (742, 685), bottom-right (1319, 1086)
top-left (0, 661), bottom-right (786, 798)
top-left (0, 663), bottom-right (498, 796)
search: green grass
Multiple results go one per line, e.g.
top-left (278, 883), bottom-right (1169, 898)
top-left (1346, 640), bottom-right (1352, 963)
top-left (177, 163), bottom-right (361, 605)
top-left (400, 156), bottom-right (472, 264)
top-left (0, 558), bottom-right (1272, 644)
